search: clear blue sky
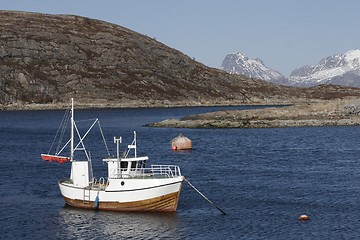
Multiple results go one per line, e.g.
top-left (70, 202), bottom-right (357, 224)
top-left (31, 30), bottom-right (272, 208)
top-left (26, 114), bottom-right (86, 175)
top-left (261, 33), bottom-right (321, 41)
top-left (1, 0), bottom-right (359, 76)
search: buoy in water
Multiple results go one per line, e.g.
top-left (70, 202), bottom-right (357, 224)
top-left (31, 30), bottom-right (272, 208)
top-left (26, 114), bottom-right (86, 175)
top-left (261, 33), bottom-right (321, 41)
top-left (171, 133), bottom-right (192, 150)
top-left (298, 214), bottom-right (310, 221)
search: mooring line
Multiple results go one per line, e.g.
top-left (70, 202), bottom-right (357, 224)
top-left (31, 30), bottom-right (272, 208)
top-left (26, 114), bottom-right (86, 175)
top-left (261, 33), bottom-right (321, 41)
top-left (184, 178), bottom-right (227, 215)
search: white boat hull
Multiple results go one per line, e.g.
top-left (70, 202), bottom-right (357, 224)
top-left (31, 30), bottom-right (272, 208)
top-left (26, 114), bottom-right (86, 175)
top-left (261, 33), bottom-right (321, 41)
top-left (59, 176), bottom-right (184, 212)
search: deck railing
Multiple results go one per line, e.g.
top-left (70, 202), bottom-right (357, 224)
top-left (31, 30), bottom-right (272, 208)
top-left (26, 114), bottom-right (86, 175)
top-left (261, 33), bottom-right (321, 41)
top-left (150, 165), bottom-right (182, 178)
top-left (109, 165), bottom-right (182, 179)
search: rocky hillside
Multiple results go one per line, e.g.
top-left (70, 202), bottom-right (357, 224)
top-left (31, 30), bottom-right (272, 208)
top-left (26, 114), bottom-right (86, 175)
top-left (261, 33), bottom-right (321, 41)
top-left (0, 10), bottom-right (294, 109)
top-left (1, 11), bottom-right (360, 110)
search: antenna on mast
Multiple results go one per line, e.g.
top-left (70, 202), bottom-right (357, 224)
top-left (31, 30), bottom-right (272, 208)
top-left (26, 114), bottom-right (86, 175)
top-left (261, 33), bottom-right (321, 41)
top-left (114, 136), bottom-right (122, 177)
top-left (114, 136), bottom-right (122, 161)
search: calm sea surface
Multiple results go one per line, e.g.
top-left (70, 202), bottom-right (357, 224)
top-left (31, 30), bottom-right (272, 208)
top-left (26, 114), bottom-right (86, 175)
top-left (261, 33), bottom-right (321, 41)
top-left (1, 106), bottom-right (360, 239)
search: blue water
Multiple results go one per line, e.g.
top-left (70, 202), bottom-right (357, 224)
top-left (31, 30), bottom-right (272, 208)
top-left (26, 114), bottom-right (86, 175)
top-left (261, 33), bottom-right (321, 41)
top-left (1, 106), bottom-right (360, 239)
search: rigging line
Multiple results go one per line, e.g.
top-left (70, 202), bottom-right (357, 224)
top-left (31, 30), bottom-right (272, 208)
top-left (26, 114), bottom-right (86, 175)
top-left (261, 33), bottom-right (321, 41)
top-left (73, 119), bottom-right (98, 152)
top-left (73, 121), bottom-right (91, 161)
top-left (98, 120), bottom-right (111, 156)
top-left (57, 138), bottom-right (71, 156)
top-left (56, 109), bottom-right (70, 154)
top-left (48, 108), bottom-right (70, 154)
top-left (184, 178), bottom-right (227, 215)
top-left (76, 118), bottom-right (98, 123)
top-left (125, 136), bottom-right (136, 158)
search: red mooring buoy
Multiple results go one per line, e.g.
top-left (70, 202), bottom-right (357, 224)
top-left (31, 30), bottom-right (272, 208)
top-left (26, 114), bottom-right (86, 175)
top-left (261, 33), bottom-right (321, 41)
top-left (171, 133), bottom-right (192, 150)
top-left (298, 214), bottom-right (310, 221)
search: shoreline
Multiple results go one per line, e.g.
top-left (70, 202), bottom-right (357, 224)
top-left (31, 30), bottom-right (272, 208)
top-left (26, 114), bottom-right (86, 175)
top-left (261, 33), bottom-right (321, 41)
top-left (145, 98), bottom-right (360, 128)
top-left (4, 98), bottom-right (360, 129)
top-left (0, 99), bottom-right (296, 111)
top-left (146, 117), bottom-right (360, 128)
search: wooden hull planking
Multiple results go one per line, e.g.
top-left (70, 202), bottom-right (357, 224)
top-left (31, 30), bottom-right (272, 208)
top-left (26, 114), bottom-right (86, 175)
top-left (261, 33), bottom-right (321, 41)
top-left (63, 191), bottom-right (181, 212)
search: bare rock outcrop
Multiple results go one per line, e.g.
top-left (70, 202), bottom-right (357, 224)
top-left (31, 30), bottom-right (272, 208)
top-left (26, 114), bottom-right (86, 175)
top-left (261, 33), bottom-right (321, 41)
top-left (146, 98), bottom-right (360, 128)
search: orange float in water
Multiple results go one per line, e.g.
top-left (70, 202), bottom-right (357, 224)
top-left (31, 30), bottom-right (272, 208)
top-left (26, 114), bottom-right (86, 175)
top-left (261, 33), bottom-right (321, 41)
top-left (171, 134), bottom-right (192, 150)
top-left (298, 214), bottom-right (310, 221)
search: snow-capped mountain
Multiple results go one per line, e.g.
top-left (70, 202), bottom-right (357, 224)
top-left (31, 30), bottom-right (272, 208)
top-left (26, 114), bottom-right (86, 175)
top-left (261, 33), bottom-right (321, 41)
top-left (289, 49), bottom-right (360, 87)
top-left (221, 49), bottom-right (360, 88)
top-left (221, 52), bottom-right (287, 84)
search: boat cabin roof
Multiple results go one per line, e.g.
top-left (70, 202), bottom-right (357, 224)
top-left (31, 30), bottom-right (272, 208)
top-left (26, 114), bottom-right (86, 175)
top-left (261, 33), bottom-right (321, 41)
top-left (103, 156), bottom-right (149, 162)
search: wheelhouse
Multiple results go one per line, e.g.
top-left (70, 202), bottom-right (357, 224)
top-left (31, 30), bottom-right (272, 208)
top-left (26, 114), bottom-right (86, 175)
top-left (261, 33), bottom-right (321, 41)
top-left (103, 156), bottom-right (149, 178)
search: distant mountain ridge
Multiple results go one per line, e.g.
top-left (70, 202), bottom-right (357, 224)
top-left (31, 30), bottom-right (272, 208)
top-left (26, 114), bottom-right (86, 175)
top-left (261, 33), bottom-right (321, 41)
top-left (221, 52), bottom-right (288, 85)
top-left (221, 49), bottom-right (360, 88)
top-left (289, 49), bottom-right (360, 87)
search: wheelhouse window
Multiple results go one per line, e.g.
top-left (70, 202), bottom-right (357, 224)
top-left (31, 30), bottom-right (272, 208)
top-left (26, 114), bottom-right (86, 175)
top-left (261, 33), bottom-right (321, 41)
top-left (130, 161), bottom-right (137, 171)
top-left (121, 161), bottom-right (128, 171)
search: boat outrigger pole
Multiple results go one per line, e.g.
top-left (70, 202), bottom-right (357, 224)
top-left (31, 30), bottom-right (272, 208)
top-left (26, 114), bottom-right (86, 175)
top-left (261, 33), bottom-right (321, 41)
top-left (70, 98), bottom-right (74, 161)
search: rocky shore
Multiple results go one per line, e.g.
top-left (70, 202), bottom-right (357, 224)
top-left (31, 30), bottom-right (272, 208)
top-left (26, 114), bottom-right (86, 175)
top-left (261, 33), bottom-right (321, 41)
top-left (0, 98), bottom-right (280, 111)
top-left (146, 98), bottom-right (360, 128)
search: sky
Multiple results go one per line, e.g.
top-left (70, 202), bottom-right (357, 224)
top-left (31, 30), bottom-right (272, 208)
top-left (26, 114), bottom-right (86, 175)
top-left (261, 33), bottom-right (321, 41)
top-left (1, 0), bottom-right (360, 76)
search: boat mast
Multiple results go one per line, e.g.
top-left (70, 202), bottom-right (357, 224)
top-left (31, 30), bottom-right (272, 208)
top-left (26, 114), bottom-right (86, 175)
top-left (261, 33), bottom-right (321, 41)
top-left (114, 136), bottom-right (122, 177)
top-left (70, 98), bottom-right (74, 161)
top-left (134, 131), bottom-right (137, 158)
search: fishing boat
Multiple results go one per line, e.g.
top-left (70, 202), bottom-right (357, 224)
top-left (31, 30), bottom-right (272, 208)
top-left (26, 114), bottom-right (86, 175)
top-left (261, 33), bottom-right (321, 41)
top-left (41, 99), bottom-right (184, 212)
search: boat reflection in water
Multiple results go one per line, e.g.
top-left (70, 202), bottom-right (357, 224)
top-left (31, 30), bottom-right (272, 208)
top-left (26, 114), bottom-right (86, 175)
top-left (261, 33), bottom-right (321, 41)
top-left (57, 205), bottom-right (182, 239)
